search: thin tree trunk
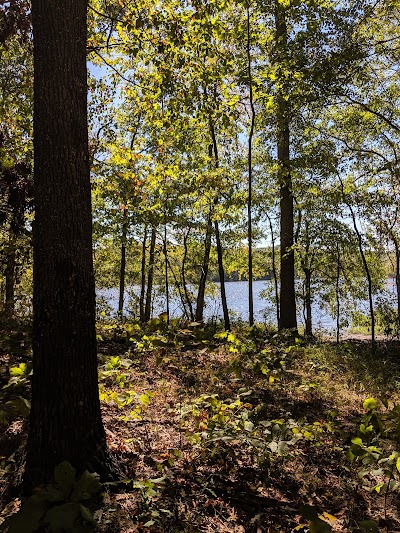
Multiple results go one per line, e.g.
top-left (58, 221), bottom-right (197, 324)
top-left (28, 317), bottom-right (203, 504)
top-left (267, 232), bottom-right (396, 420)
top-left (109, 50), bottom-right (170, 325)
top-left (25, 0), bottom-right (108, 488)
top-left (118, 207), bottom-right (128, 317)
top-left (139, 226), bottom-right (147, 322)
top-left (4, 228), bottom-right (17, 315)
top-left (0, 281), bottom-right (4, 311)
top-left (388, 230), bottom-right (400, 324)
top-left (144, 225), bottom-right (156, 322)
top-left (164, 252), bottom-right (189, 320)
top-left (209, 118), bottom-right (230, 331)
top-left (246, 4), bottom-right (255, 327)
top-left (182, 229), bottom-right (194, 321)
top-left (267, 213), bottom-right (280, 327)
top-left (395, 245), bottom-right (400, 324)
top-left (164, 212), bottom-right (169, 324)
top-left (275, 0), bottom-right (297, 331)
top-left (195, 210), bottom-right (212, 322)
top-left (339, 176), bottom-right (375, 347)
top-left (336, 241), bottom-right (341, 344)
top-left (304, 268), bottom-right (312, 336)
top-left (214, 220), bottom-right (230, 331)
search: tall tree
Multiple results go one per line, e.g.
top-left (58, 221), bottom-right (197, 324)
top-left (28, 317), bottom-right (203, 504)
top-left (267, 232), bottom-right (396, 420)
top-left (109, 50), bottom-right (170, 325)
top-left (25, 0), bottom-right (109, 487)
top-left (274, 0), bottom-right (297, 331)
top-left (246, 2), bottom-right (255, 327)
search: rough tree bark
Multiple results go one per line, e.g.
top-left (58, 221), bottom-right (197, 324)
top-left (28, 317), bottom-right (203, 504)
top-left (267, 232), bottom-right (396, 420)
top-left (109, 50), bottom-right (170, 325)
top-left (24, 0), bottom-right (109, 488)
top-left (275, 0), bottom-right (297, 331)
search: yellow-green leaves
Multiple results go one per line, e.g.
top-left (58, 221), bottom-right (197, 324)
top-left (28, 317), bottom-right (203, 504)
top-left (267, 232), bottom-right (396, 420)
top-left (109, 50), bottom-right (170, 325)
top-left (363, 397), bottom-right (378, 412)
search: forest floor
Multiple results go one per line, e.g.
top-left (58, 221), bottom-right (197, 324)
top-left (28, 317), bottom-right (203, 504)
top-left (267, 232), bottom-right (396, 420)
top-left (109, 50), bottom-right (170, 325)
top-left (1, 320), bottom-right (400, 532)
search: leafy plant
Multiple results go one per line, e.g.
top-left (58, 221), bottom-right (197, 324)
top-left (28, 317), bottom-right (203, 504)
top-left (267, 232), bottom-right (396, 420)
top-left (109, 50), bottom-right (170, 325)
top-left (182, 391), bottom-right (332, 471)
top-left (295, 504), bottom-right (336, 532)
top-left (3, 461), bottom-right (101, 532)
top-left (0, 363), bottom-right (31, 425)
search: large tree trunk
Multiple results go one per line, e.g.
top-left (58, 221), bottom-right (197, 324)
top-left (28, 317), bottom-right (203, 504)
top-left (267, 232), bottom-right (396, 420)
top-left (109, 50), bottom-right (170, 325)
top-left (275, 1), bottom-right (297, 331)
top-left (195, 210), bottom-right (212, 322)
top-left (144, 225), bottom-right (156, 322)
top-left (25, 0), bottom-right (108, 488)
top-left (118, 207), bottom-right (128, 317)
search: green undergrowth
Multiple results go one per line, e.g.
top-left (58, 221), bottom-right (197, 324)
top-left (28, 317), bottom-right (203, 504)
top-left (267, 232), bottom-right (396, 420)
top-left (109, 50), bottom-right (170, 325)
top-left (1, 319), bottom-right (400, 531)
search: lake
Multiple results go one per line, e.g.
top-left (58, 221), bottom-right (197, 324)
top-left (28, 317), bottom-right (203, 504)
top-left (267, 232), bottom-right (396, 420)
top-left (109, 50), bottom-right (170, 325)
top-left (99, 279), bottom-right (398, 333)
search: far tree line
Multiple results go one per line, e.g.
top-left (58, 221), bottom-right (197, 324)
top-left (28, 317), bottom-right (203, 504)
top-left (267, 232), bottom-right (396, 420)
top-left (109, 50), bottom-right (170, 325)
top-left (2, 0), bottom-right (400, 346)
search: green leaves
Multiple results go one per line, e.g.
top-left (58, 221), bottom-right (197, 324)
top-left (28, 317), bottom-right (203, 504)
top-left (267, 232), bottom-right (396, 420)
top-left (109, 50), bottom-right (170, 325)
top-left (44, 502), bottom-right (81, 530)
top-left (5, 462), bottom-right (101, 532)
top-left (70, 471), bottom-right (102, 502)
top-left (359, 520), bottom-right (380, 533)
top-left (9, 363), bottom-right (31, 377)
top-left (299, 505), bottom-right (333, 533)
top-left (54, 461), bottom-right (76, 497)
top-left (54, 463), bottom-right (101, 503)
top-left (363, 398), bottom-right (378, 412)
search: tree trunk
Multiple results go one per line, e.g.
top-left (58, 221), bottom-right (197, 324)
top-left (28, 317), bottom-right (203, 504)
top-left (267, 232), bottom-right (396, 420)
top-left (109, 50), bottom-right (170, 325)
top-left (0, 279), bottom-right (4, 310)
top-left (4, 228), bottom-right (17, 315)
top-left (339, 176), bottom-right (375, 347)
top-left (275, 1), bottom-right (297, 332)
top-left (246, 4), bottom-right (255, 327)
top-left (195, 210), bottom-right (212, 322)
top-left (214, 220), bottom-right (230, 331)
top-left (144, 225), bottom-right (156, 322)
top-left (139, 226), bottom-right (147, 322)
top-left (163, 213), bottom-right (170, 324)
top-left (304, 268), bottom-right (312, 337)
top-left (389, 232), bottom-right (400, 325)
top-left (208, 118), bottom-right (230, 331)
top-left (396, 249), bottom-right (400, 325)
top-left (182, 229), bottom-right (194, 321)
top-left (164, 252), bottom-right (189, 320)
top-left (267, 213), bottom-right (280, 328)
top-left (118, 207), bottom-right (128, 317)
top-left (336, 241), bottom-right (341, 344)
top-left (25, 0), bottom-right (108, 488)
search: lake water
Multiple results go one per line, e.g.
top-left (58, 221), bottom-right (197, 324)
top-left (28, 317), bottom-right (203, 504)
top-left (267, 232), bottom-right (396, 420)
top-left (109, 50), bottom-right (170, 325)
top-left (99, 279), bottom-right (398, 333)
